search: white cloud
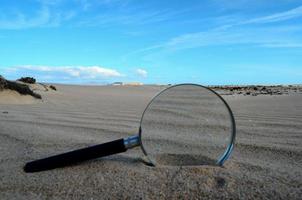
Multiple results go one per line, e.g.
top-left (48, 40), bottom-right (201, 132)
top-left (0, 7), bottom-right (51, 29)
top-left (22, 65), bottom-right (123, 77)
top-left (77, 8), bottom-right (188, 27)
top-left (127, 6), bottom-right (302, 55)
top-left (161, 22), bottom-right (302, 50)
top-left (0, 1), bottom-right (77, 30)
top-left (78, 66), bottom-right (123, 77)
top-left (135, 68), bottom-right (147, 78)
top-left (3, 65), bottom-right (123, 83)
top-left (244, 6), bottom-right (302, 24)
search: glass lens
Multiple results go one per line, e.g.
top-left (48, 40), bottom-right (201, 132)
top-left (139, 84), bottom-right (235, 166)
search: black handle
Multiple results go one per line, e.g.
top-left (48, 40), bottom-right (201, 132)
top-left (24, 138), bottom-right (126, 173)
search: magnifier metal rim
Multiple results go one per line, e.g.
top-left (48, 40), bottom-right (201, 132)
top-left (138, 83), bottom-right (236, 166)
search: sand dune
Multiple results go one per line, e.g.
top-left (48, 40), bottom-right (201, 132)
top-left (0, 90), bottom-right (38, 105)
top-left (0, 85), bottom-right (301, 199)
top-left (0, 76), bottom-right (55, 105)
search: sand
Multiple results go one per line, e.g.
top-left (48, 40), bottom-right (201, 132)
top-left (0, 85), bottom-right (301, 199)
top-left (0, 90), bottom-right (38, 105)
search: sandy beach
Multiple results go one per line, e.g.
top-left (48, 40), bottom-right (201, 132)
top-left (0, 84), bottom-right (301, 199)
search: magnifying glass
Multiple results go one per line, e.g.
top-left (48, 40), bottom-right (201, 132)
top-left (24, 84), bottom-right (236, 173)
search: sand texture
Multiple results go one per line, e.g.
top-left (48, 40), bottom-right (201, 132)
top-left (0, 90), bottom-right (38, 105)
top-left (0, 85), bottom-right (301, 199)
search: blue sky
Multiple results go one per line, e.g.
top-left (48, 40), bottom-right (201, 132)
top-left (0, 0), bottom-right (301, 85)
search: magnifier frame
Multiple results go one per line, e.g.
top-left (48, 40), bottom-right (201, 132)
top-left (138, 83), bottom-right (236, 166)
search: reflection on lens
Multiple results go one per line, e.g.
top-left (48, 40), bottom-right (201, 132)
top-left (139, 84), bottom-right (235, 166)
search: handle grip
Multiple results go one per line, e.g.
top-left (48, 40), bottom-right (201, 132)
top-left (24, 138), bottom-right (126, 173)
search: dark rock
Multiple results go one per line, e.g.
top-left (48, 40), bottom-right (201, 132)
top-left (49, 85), bottom-right (57, 91)
top-left (17, 77), bottom-right (36, 84)
top-left (216, 177), bottom-right (226, 188)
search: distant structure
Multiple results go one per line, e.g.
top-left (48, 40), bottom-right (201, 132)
top-left (111, 82), bottom-right (123, 86)
top-left (111, 82), bottom-right (144, 86)
top-left (124, 82), bottom-right (143, 86)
